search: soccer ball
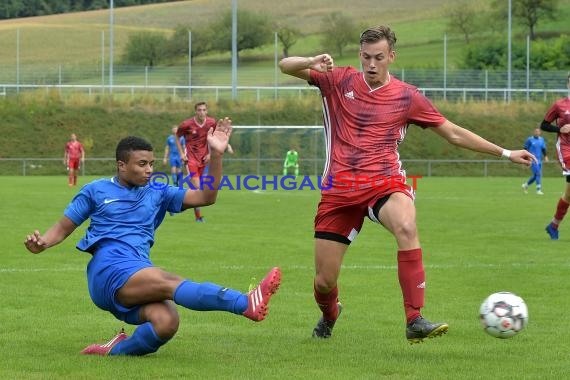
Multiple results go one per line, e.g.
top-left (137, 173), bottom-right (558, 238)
top-left (479, 291), bottom-right (528, 338)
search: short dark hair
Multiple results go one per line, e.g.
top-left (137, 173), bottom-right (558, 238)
top-left (360, 26), bottom-right (397, 51)
top-left (194, 101), bottom-right (207, 110)
top-left (116, 136), bottom-right (153, 162)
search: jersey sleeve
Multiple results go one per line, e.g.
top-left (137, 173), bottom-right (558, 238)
top-left (523, 138), bottom-right (530, 150)
top-left (309, 67), bottom-right (352, 96)
top-left (407, 90), bottom-right (446, 128)
top-left (64, 185), bottom-right (95, 226)
top-left (543, 102), bottom-right (559, 123)
top-left (163, 186), bottom-right (186, 213)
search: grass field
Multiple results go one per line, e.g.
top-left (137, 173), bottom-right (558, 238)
top-left (2, 175), bottom-right (569, 379)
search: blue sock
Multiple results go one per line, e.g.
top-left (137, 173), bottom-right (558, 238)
top-left (173, 280), bottom-right (248, 314)
top-left (110, 322), bottom-right (167, 356)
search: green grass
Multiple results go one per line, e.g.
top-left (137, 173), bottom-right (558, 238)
top-left (2, 175), bottom-right (569, 379)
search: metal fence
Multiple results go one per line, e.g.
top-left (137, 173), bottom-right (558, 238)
top-left (1, 157), bottom-right (561, 178)
top-left (0, 65), bottom-right (568, 102)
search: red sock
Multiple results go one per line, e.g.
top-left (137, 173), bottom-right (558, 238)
top-left (68, 173), bottom-right (73, 186)
top-left (554, 198), bottom-right (570, 223)
top-left (194, 208), bottom-right (201, 219)
top-left (397, 248), bottom-right (425, 324)
top-left (73, 175), bottom-right (78, 185)
top-left (314, 285), bottom-right (339, 321)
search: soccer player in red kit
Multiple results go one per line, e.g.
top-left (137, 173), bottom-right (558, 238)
top-left (279, 25), bottom-right (536, 343)
top-left (64, 133), bottom-right (85, 187)
top-left (175, 102), bottom-right (218, 222)
top-left (541, 74), bottom-right (570, 240)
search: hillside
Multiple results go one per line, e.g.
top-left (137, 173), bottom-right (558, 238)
top-left (0, 0), bottom-right (483, 67)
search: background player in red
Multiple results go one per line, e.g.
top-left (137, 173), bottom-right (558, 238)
top-left (541, 74), bottom-right (570, 240)
top-left (63, 133), bottom-right (85, 187)
top-left (175, 102), bottom-right (219, 222)
top-left (279, 25), bottom-right (536, 343)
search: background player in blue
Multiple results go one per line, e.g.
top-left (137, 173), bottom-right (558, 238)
top-left (24, 124), bottom-right (282, 356)
top-left (163, 126), bottom-right (185, 186)
top-left (522, 127), bottom-right (548, 195)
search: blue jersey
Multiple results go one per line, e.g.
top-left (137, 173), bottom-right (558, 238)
top-left (166, 135), bottom-right (185, 159)
top-left (524, 136), bottom-right (547, 162)
top-left (64, 177), bottom-right (186, 258)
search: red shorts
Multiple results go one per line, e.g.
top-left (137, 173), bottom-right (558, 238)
top-left (314, 184), bottom-right (414, 244)
top-left (186, 162), bottom-right (206, 178)
top-left (68, 158), bottom-right (80, 170)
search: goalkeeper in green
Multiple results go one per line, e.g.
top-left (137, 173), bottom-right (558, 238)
top-left (283, 147), bottom-right (299, 176)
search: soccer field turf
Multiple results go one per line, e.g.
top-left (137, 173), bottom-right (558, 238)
top-left (2, 176), bottom-right (568, 379)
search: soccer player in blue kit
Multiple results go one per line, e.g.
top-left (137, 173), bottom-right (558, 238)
top-left (24, 118), bottom-right (281, 356)
top-left (522, 127), bottom-right (548, 195)
top-left (163, 126), bottom-right (185, 186)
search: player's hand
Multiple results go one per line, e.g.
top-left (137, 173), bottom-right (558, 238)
top-left (24, 230), bottom-right (48, 254)
top-left (163, 158), bottom-right (167, 166)
top-left (310, 54), bottom-right (334, 73)
top-left (181, 154), bottom-right (188, 163)
top-left (509, 150), bottom-right (537, 166)
top-left (203, 153), bottom-right (211, 164)
top-left (208, 117), bottom-right (233, 155)
top-left (560, 124), bottom-right (570, 134)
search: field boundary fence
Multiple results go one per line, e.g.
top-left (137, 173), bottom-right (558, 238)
top-left (0, 66), bottom-right (567, 102)
top-left (0, 157), bottom-right (560, 178)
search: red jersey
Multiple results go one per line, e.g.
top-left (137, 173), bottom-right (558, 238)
top-left (544, 96), bottom-right (570, 171)
top-left (310, 67), bottom-right (446, 193)
top-left (177, 116), bottom-right (216, 167)
top-left (65, 140), bottom-right (84, 160)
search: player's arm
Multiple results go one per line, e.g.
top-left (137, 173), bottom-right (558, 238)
top-left (24, 216), bottom-right (78, 254)
top-left (431, 120), bottom-right (536, 165)
top-left (181, 118), bottom-right (232, 209)
top-left (540, 119), bottom-right (560, 133)
top-left (279, 54), bottom-right (334, 81)
top-left (81, 144), bottom-right (85, 162)
top-left (63, 148), bottom-right (68, 165)
top-left (163, 145), bottom-right (170, 166)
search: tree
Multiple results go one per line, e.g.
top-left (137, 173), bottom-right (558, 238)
top-left (320, 12), bottom-right (357, 57)
top-left (209, 9), bottom-right (273, 60)
top-left (122, 31), bottom-right (168, 67)
top-left (276, 26), bottom-right (301, 58)
top-left (165, 25), bottom-right (212, 59)
top-left (443, 0), bottom-right (480, 44)
top-left (492, 0), bottom-right (558, 40)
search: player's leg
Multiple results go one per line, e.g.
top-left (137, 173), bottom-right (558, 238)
top-left (283, 163), bottom-right (288, 176)
top-left (116, 266), bottom-right (280, 321)
top-left (535, 163), bottom-right (543, 194)
top-left (294, 163), bottom-right (299, 177)
top-left (374, 191), bottom-right (448, 343)
top-left (312, 238), bottom-right (347, 338)
top-left (546, 176), bottom-right (570, 239)
top-left (106, 301), bottom-right (179, 356)
top-left (188, 164), bottom-right (204, 221)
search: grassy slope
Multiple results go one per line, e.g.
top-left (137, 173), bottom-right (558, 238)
top-left (0, 0), bottom-right (486, 67)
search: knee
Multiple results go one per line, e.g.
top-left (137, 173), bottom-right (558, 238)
top-left (393, 220), bottom-right (418, 242)
top-left (314, 273), bottom-right (337, 292)
top-left (152, 309), bottom-right (180, 339)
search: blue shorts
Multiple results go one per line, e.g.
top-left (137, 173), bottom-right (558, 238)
top-left (169, 156), bottom-right (182, 169)
top-left (86, 241), bottom-right (153, 324)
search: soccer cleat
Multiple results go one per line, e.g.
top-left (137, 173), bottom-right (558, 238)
top-left (406, 316), bottom-right (448, 344)
top-left (80, 329), bottom-right (128, 355)
top-left (536, 190), bottom-right (544, 195)
top-left (545, 223), bottom-right (559, 240)
top-left (312, 303), bottom-right (343, 338)
top-left (521, 183), bottom-right (528, 194)
top-left (243, 267), bottom-right (281, 322)
top-left (195, 217), bottom-right (205, 223)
